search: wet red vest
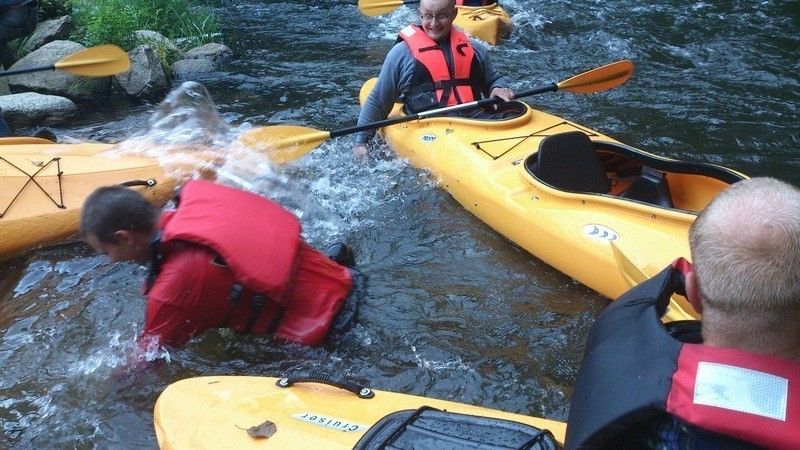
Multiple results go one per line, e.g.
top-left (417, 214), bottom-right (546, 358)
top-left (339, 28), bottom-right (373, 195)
top-left (150, 180), bottom-right (352, 345)
top-left (565, 260), bottom-right (800, 449)
top-left (398, 25), bottom-right (482, 113)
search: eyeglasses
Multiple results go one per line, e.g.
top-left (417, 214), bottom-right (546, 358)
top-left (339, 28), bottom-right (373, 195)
top-left (419, 10), bottom-right (454, 21)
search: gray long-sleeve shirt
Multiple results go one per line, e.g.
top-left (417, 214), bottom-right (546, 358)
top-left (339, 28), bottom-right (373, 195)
top-left (355, 34), bottom-right (509, 144)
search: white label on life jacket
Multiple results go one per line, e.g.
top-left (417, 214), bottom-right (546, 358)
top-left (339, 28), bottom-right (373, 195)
top-left (291, 412), bottom-right (367, 433)
top-left (694, 362), bottom-right (788, 421)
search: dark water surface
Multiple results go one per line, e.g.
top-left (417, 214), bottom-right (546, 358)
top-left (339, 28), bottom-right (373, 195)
top-left (2, 0), bottom-right (798, 447)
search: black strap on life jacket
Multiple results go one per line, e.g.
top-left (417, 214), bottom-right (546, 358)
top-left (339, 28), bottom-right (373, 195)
top-left (144, 231), bottom-right (164, 294)
top-left (224, 283), bottom-right (274, 334)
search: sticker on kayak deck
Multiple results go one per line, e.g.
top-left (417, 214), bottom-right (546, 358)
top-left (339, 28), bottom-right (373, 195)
top-left (583, 224), bottom-right (618, 242)
top-left (291, 412), bottom-right (367, 433)
top-left (421, 133), bottom-right (437, 143)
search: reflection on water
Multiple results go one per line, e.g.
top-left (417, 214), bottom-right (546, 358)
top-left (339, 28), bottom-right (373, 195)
top-left (1, 0), bottom-right (798, 447)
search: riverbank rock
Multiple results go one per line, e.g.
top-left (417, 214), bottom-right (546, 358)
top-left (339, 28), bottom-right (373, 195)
top-left (0, 78), bottom-right (9, 96)
top-left (7, 40), bottom-right (110, 103)
top-left (0, 92), bottom-right (77, 128)
top-left (19, 16), bottom-right (74, 55)
top-left (171, 58), bottom-right (216, 80)
top-left (114, 45), bottom-right (170, 101)
top-left (185, 43), bottom-right (232, 64)
top-left (134, 30), bottom-right (182, 62)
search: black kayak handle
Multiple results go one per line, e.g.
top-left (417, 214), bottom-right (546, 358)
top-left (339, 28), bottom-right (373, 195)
top-left (276, 373), bottom-right (375, 399)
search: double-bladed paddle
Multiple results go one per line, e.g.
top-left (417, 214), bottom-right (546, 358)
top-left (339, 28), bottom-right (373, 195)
top-left (0, 45), bottom-right (130, 78)
top-left (238, 59), bottom-right (634, 164)
top-left (358, 0), bottom-right (421, 17)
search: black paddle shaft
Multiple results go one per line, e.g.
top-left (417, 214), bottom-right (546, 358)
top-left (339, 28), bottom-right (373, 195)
top-left (329, 82), bottom-right (558, 139)
top-left (0, 64), bottom-right (56, 77)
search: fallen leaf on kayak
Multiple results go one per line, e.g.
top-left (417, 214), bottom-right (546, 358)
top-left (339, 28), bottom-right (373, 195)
top-left (239, 420), bottom-right (276, 439)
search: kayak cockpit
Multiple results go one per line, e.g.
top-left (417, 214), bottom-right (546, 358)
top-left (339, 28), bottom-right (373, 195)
top-left (525, 131), bottom-right (747, 213)
top-left (355, 406), bottom-right (559, 450)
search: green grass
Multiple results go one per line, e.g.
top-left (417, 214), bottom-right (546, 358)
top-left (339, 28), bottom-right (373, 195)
top-left (47, 0), bottom-right (220, 51)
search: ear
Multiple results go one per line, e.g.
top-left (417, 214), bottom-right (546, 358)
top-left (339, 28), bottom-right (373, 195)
top-left (684, 267), bottom-right (703, 315)
top-left (113, 230), bottom-right (135, 244)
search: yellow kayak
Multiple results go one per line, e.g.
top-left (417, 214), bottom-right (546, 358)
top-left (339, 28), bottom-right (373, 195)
top-left (154, 375), bottom-right (565, 449)
top-left (454, 3), bottom-right (512, 45)
top-left (0, 137), bottom-right (176, 261)
top-left (359, 78), bottom-right (748, 321)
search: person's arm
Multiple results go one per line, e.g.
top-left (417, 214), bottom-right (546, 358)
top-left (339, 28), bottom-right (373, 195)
top-left (354, 43), bottom-right (415, 149)
top-left (112, 252), bottom-right (206, 381)
top-left (472, 40), bottom-right (514, 100)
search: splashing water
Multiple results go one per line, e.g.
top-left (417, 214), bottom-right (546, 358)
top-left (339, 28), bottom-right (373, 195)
top-left (102, 81), bottom-right (328, 224)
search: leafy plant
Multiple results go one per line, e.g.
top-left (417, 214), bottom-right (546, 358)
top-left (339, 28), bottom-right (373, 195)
top-left (38, 0), bottom-right (73, 20)
top-left (69, 0), bottom-right (220, 51)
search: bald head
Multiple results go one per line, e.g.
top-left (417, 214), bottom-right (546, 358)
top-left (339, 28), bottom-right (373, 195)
top-left (689, 177), bottom-right (800, 358)
top-left (420, 0), bottom-right (455, 10)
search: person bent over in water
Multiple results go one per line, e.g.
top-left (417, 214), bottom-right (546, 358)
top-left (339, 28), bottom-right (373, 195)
top-left (352, 0), bottom-right (515, 157)
top-left (565, 177), bottom-right (800, 450)
top-left (81, 180), bottom-right (362, 372)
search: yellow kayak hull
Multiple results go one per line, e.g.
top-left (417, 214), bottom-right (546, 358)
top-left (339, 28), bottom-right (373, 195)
top-left (359, 79), bottom-right (748, 321)
top-left (454, 3), bottom-right (512, 45)
top-left (0, 138), bottom-right (176, 261)
top-left (154, 375), bottom-right (566, 449)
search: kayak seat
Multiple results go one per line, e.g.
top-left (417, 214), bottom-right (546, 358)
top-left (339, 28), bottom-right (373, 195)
top-left (619, 167), bottom-right (674, 208)
top-left (353, 406), bottom-right (560, 450)
top-left (529, 131), bottom-right (611, 194)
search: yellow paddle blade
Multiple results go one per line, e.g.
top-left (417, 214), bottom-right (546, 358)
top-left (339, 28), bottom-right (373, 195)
top-left (358, 0), bottom-right (405, 16)
top-left (610, 241), bottom-right (699, 321)
top-left (557, 60), bottom-right (634, 94)
top-left (610, 240), bottom-right (647, 285)
top-left (236, 125), bottom-right (331, 164)
top-left (54, 45), bottom-right (131, 77)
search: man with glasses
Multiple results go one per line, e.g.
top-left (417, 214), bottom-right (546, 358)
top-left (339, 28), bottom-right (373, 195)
top-left (353, 0), bottom-right (514, 157)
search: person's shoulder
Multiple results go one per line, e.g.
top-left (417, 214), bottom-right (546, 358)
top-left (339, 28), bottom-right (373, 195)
top-left (155, 243), bottom-right (215, 281)
top-left (389, 39), bottom-right (412, 55)
top-left (468, 38), bottom-right (489, 53)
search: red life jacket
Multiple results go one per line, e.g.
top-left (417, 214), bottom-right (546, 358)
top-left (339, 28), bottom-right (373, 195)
top-left (565, 260), bottom-right (800, 449)
top-left (148, 180), bottom-right (352, 345)
top-left (398, 24), bottom-right (483, 113)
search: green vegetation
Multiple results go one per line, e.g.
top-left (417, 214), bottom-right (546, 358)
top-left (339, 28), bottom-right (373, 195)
top-left (36, 0), bottom-right (220, 53)
top-left (38, 0), bottom-right (72, 19)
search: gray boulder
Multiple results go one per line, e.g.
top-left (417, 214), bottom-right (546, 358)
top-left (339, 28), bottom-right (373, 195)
top-left (133, 30), bottom-right (182, 62)
top-left (184, 43), bottom-right (232, 64)
top-left (0, 92), bottom-right (77, 128)
top-left (19, 16), bottom-right (74, 54)
top-left (114, 45), bottom-right (170, 101)
top-left (7, 40), bottom-right (111, 103)
top-left (171, 58), bottom-right (216, 80)
top-left (0, 78), bottom-right (9, 96)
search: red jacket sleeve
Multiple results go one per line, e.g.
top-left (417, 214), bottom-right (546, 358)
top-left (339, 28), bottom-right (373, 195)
top-left (140, 247), bottom-right (210, 348)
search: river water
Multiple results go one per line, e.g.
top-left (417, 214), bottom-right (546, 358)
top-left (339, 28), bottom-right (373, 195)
top-left (1, 0), bottom-right (798, 447)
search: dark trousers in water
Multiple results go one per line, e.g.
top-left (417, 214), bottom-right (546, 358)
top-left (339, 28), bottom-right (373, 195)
top-left (329, 268), bottom-right (366, 338)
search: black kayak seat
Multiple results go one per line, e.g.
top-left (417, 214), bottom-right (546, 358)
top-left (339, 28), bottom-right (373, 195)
top-left (353, 406), bottom-right (560, 450)
top-left (530, 131), bottom-right (611, 194)
top-left (619, 166), bottom-right (674, 208)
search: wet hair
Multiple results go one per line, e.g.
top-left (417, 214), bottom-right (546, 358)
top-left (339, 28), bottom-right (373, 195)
top-left (689, 177), bottom-right (800, 352)
top-left (80, 185), bottom-right (158, 243)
